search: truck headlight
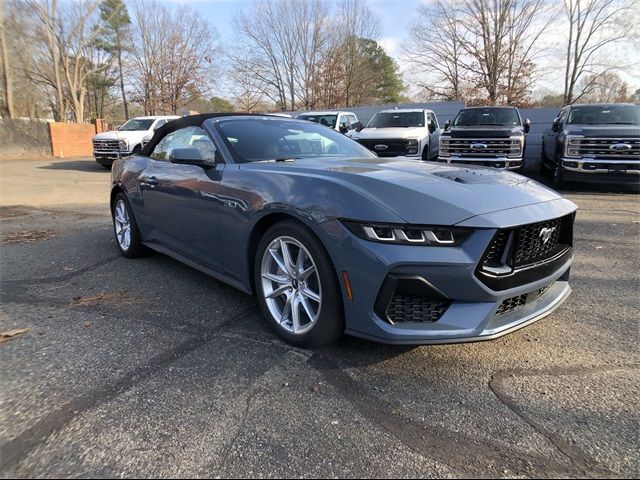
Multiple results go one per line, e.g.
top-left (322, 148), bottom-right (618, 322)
top-left (406, 139), bottom-right (419, 155)
top-left (119, 139), bottom-right (128, 151)
top-left (341, 220), bottom-right (471, 246)
top-left (565, 136), bottom-right (584, 157)
top-left (439, 138), bottom-right (450, 156)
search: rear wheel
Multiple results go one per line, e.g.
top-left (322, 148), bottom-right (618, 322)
top-left (254, 220), bottom-right (344, 348)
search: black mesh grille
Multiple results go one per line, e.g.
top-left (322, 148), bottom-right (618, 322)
top-left (512, 218), bottom-right (562, 267)
top-left (386, 294), bottom-right (450, 323)
top-left (481, 214), bottom-right (573, 273)
top-left (494, 294), bottom-right (527, 316)
top-left (483, 230), bottom-right (510, 267)
top-left (357, 139), bottom-right (409, 156)
top-left (536, 284), bottom-right (552, 299)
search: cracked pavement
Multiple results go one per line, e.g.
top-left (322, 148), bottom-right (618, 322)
top-left (0, 158), bottom-right (638, 478)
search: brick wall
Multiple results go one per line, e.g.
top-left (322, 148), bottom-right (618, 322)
top-left (48, 122), bottom-right (97, 157)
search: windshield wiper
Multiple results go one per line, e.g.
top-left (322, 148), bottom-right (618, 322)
top-left (254, 157), bottom-right (301, 163)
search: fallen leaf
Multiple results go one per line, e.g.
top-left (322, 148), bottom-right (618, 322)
top-left (83, 322), bottom-right (93, 328)
top-left (0, 328), bottom-right (29, 343)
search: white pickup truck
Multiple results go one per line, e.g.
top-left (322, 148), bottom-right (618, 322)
top-left (92, 115), bottom-right (179, 168)
top-left (350, 108), bottom-right (441, 160)
top-left (295, 111), bottom-right (361, 136)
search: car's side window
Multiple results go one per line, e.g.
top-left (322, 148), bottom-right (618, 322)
top-left (151, 126), bottom-right (217, 163)
top-left (427, 112), bottom-right (438, 128)
top-left (347, 115), bottom-right (358, 129)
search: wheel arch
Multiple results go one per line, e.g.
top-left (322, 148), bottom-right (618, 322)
top-left (246, 211), bottom-right (334, 294)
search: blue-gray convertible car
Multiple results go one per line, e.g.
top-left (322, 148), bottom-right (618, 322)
top-left (110, 113), bottom-right (578, 347)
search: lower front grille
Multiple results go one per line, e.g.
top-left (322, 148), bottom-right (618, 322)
top-left (495, 294), bottom-right (527, 316)
top-left (386, 294), bottom-right (451, 323)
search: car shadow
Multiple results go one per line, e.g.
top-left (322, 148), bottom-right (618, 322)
top-left (38, 160), bottom-right (108, 173)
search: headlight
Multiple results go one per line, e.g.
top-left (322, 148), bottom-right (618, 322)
top-left (565, 136), bottom-right (583, 157)
top-left (118, 139), bottom-right (128, 151)
top-left (341, 220), bottom-right (471, 246)
top-left (439, 138), bottom-right (450, 156)
top-left (406, 138), bottom-right (419, 155)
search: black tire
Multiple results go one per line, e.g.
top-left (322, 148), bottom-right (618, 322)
top-left (254, 220), bottom-right (344, 348)
top-left (551, 160), bottom-right (564, 189)
top-left (539, 143), bottom-right (549, 174)
top-left (111, 192), bottom-right (147, 258)
top-left (101, 164), bottom-right (112, 170)
top-left (421, 145), bottom-right (429, 161)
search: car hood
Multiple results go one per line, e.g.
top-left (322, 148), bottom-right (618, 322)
top-left (243, 157), bottom-right (569, 225)
top-left (355, 127), bottom-right (427, 139)
top-left (563, 124), bottom-right (640, 137)
top-left (443, 126), bottom-right (525, 138)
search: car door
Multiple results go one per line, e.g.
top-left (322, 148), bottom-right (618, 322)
top-left (141, 126), bottom-right (227, 270)
top-left (544, 107), bottom-right (566, 160)
top-left (427, 112), bottom-right (441, 158)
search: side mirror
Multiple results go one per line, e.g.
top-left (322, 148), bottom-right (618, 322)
top-left (354, 121), bottom-right (363, 132)
top-left (444, 120), bottom-right (451, 131)
top-left (339, 123), bottom-right (349, 134)
top-left (428, 121), bottom-right (436, 134)
top-left (552, 118), bottom-right (561, 132)
top-left (169, 148), bottom-right (212, 168)
top-left (524, 118), bottom-right (531, 133)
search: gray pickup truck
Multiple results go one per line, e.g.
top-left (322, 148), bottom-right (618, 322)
top-left (540, 103), bottom-right (640, 188)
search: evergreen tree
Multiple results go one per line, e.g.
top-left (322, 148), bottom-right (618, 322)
top-left (96, 0), bottom-right (131, 119)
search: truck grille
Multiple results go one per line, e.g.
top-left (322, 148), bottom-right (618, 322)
top-left (357, 139), bottom-right (410, 157)
top-left (386, 294), bottom-right (451, 323)
top-left (494, 294), bottom-right (527, 316)
top-left (440, 138), bottom-right (522, 157)
top-left (93, 139), bottom-right (124, 152)
top-left (567, 137), bottom-right (640, 159)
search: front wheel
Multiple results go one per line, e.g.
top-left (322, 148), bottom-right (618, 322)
top-left (254, 220), bottom-right (344, 348)
top-left (112, 193), bottom-right (147, 258)
top-left (551, 161), bottom-right (564, 189)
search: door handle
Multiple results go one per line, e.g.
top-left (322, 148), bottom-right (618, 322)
top-left (139, 176), bottom-right (159, 187)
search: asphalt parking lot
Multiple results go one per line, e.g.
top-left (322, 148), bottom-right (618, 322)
top-left (0, 157), bottom-right (638, 478)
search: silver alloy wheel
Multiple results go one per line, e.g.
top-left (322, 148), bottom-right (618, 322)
top-left (261, 236), bottom-right (322, 335)
top-left (113, 199), bottom-right (132, 252)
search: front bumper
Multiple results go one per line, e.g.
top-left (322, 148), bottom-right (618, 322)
top-left (437, 156), bottom-right (523, 170)
top-left (316, 203), bottom-right (575, 345)
top-left (94, 150), bottom-right (130, 166)
top-left (560, 158), bottom-right (640, 185)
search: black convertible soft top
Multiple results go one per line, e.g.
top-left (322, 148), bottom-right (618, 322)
top-left (141, 112), bottom-right (269, 156)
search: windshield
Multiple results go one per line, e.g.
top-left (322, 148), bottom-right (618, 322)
top-left (296, 114), bottom-right (338, 129)
top-left (212, 118), bottom-right (376, 163)
top-left (566, 105), bottom-right (640, 125)
top-left (367, 112), bottom-right (424, 128)
top-left (453, 108), bottom-right (521, 127)
top-left (119, 119), bottom-right (155, 131)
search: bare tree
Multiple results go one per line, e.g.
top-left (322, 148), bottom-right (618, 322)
top-left (130, 1), bottom-right (219, 115)
top-left (0, 0), bottom-right (15, 117)
top-left (577, 71), bottom-right (631, 102)
top-left (562, 0), bottom-right (635, 104)
top-left (403, 0), bottom-right (549, 106)
top-left (227, 62), bottom-right (266, 113)
top-left (402, 0), bottom-right (465, 101)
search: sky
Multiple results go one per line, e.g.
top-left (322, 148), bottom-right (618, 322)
top-left (158, 0), bottom-right (639, 99)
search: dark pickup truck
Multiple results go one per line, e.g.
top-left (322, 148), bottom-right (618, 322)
top-left (438, 106), bottom-right (530, 170)
top-left (541, 103), bottom-right (640, 187)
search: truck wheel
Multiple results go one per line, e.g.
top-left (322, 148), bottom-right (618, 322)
top-left (551, 161), bottom-right (564, 189)
top-left (539, 144), bottom-right (548, 174)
